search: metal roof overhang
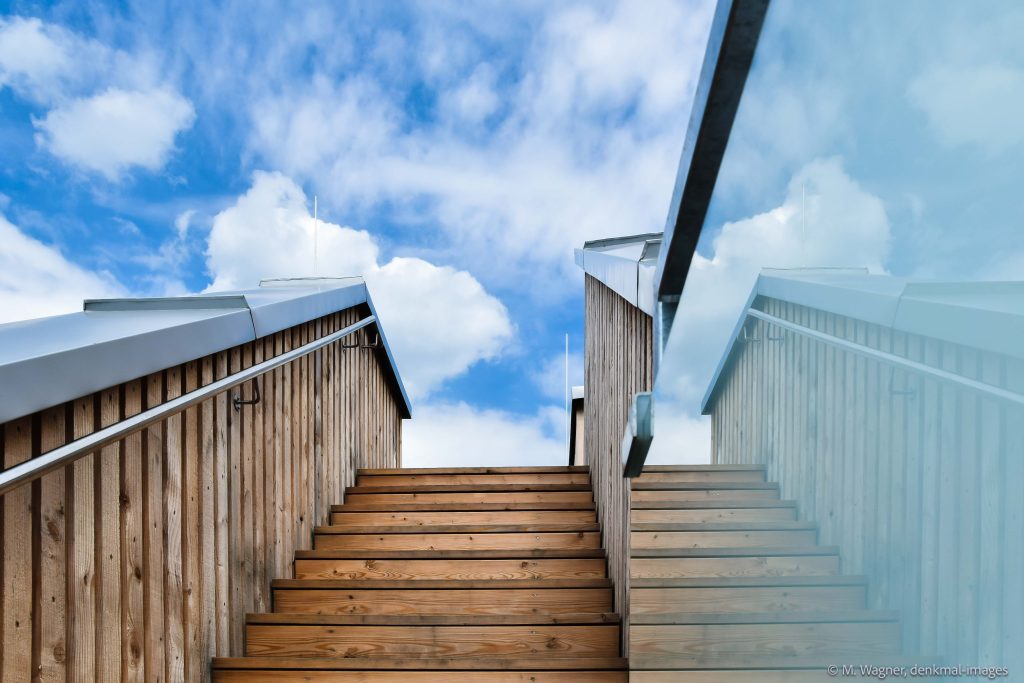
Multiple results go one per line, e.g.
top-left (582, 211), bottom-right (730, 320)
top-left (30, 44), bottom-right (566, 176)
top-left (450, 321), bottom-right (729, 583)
top-left (655, 0), bottom-right (770, 306)
top-left (0, 277), bottom-right (412, 424)
top-left (700, 270), bottom-right (1024, 414)
top-left (574, 233), bottom-right (661, 316)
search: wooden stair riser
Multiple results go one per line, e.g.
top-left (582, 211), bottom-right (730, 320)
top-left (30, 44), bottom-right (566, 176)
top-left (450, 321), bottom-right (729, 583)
top-left (315, 532), bottom-right (603, 552)
top-left (358, 467), bottom-right (590, 475)
top-left (631, 585), bottom-right (865, 615)
top-left (345, 492), bottom-right (594, 505)
top-left (631, 489), bottom-right (779, 503)
top-left (329, 510), bottom-right (597, 526)
top-left (631, 508), bottom-right (795, 524)
top-left (215, 671), bottom-right (628, 682)
top-left (244, 624), bottom-right (621, 659)
top-left (629, 672), bottom-right (833, 682)
top-left (631, 530), bottom-right (817, 550)
top-left (294, 558), bottom-right (608, 581)
top-left (630, 555), bottom-right (840, 579)
top-left (272, 587), bottom-right (613, 616)
top-left (629, 622), bottom-right (901, 658)
top-left (357, 473), bottom-right (590, 487)
top-left (634, 471), bottom-right (766, 483)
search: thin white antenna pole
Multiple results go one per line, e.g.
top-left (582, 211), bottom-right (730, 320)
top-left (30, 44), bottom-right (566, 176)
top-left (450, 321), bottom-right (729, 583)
top-left (801, 183), bottom-right (806, 268)
top-left (565, 334), bottom-right (570, 459)
top-left (313, 195), bottom-right (319, 275)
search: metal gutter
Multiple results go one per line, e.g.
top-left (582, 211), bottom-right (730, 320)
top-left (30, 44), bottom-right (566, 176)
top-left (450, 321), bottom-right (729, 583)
top-left (700, 270), bottom-right (1024, 413)
top-left (574, 233), bottom-right (662, 316)
top-left (0, 277), bottom-right (412, 423)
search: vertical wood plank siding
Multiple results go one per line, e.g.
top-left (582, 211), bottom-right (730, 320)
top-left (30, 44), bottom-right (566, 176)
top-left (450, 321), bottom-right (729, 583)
top-left (0, 304), bottom-right (402, 681)
top-left (583, 275), bottom-right (653, 655)
top-left (710, 295), bottom-right (1023, 672)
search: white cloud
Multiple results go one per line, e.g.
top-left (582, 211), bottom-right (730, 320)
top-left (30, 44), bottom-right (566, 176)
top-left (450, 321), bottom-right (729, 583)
top-left (908, 65), bottom-right (1024, 153)
top-left (0, 211), bottom-right (125, 324)
top-left (658, 157), bottom-right (891, 410)
top-left (530, 350), bottom-right (583, 401)
top-left (206, 171), bottom-right (378, 290)
top-left (366, 258), bottom-right (512, 399)
top-left (205, 171), bottom-right (513, 399)
top-left (242, 0), bottom-right (715, 293)
top-left (403, 402), bottom-right (565, 468)
top-left (34, 87), bottom-right (195, 179)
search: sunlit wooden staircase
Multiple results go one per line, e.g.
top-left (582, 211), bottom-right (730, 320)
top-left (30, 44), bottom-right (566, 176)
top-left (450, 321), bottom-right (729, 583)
top-left (212, 466), bottom-right (627, 681)
top-left (628, 464), bottom-right (926, 681)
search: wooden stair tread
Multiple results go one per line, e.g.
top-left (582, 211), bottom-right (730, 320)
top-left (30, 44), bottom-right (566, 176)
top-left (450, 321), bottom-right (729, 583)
top-left (630, 610), bottom-right (899, 625)
top-left (294, 548), bottom-right (606, 559)
top-left (333, 502), bottom-right (596, 512)
top-left (631, 575), bottom-right (866, 588)
top-left (631, 500), bottom-right (795, 509)
top-left (632, 546), bottom-right (839, 558)
top-left (631, 482), bottom-right (779, 491)
top-left (273, 578), bottom-right (612, 589)
top-left (213, 656), bottom-right (628, 670)
top-left (349, 483), bottom-right (593, 493)
top-left (358, 466), bottom-right (590, 475)
top-left (632, 522), bottom-right (815, 531)
top-left (247, 613), bottom-right (621, 626)
top-left (316, 523), bottom-right (600, 534)
top-left (629, 655), bottom-right (938, 670)
top-left (639, 465), bottom-right (766, 472)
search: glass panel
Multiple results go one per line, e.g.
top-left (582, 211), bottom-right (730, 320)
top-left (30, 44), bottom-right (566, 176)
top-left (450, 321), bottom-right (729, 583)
top-left (648, 0), bottom-right (1024, 464)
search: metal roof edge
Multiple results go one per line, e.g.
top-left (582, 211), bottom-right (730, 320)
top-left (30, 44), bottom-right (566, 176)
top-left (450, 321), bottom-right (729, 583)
top-left (0, 277), bottom-right (412, 424)
top-left (576, 233), bottom-right (662, 316)
top-left (700, 270), bottom-right (1024, 414)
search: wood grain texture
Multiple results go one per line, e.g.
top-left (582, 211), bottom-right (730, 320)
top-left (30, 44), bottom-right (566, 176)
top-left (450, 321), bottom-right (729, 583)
top-left (582, 275), bottom-right (653, 656)
top-left (294, 558), bottom-right (608, 581)
top-left (709, 295), bottom-right (1024, 670)
top-left (0, 305), bottom-right (403, 682)
top-left (244, 623), bottom-right (620, 659)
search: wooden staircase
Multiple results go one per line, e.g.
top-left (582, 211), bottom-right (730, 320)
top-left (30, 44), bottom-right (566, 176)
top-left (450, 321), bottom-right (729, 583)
top-left (212, 466), bottom-right (627, 681)
top-left (628, 464), bottom-right (920, 681)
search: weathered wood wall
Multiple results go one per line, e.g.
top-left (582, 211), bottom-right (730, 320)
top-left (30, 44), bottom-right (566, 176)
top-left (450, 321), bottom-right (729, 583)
top-left (0, 304), bottom-right (403, 682)
top-left (710, 295), bottom-right (1023, 673)
top-left (583, 275), bottom-right (653, 655)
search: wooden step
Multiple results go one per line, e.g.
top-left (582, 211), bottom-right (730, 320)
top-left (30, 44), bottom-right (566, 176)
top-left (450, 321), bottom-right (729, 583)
top-left (213, 657), bottom-right (627, 681)
top-left (631, 547), bottom-right (840, 578)
top-left (631, 525), bottom-right (817, 550)
top-left (631, 488), bottom-right (779, 503)
top-left (635, 471), bottom-right (766, 483)
top-left (344, 491), bottom-right (594, 505)
top-left (333, 502), bottom-right (596, 512)
top-left (631, 576), bottom-right (866, 615)
top-left (358, 473), bottom-right (590, 487)
top-left (631, 507), bottom-right (795, 523)
top-left (314, 531), bottom-right (602, 551)
top-left (316, 523), bottom-right (600, 534)
top-left (329, 510), bottom-right (597, 526)
top-left (629, 612), bottom-right (901, 658)
top-left (631, 482), bottom-right (779, 491)
top-left (639, 465), bottom-right (766, 472)
top-left (272, 579), bottom-right (613, 616)
top-left (628, 655), bottom-right (939, 681)
top-left (632, 522), bottom-right (815, 532)
top-left (294, 549), bottom-right (607, 559)
top-left (294, 554), bottom-right (607, 581)
top-left (630, 500), bottom-right (795, 510)
top-left (349, 483), bottom-right (592, 494)
top-left (244, 613), bottom-right (621, 659)
top-left (358, 466), bottom-right (590, 475)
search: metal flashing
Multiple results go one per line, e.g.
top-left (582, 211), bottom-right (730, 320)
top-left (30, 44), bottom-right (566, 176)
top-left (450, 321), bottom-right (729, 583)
top-left (700, 270), bottom-right (1024, 414)
top-left (0, 277), bottom-right (412, 424)
top-left (575, 233), bottom-right (662, 316)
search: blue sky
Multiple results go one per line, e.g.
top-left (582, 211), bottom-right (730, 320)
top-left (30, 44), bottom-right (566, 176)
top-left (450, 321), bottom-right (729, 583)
top-left (0, 1), bottom-right (715, 465)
